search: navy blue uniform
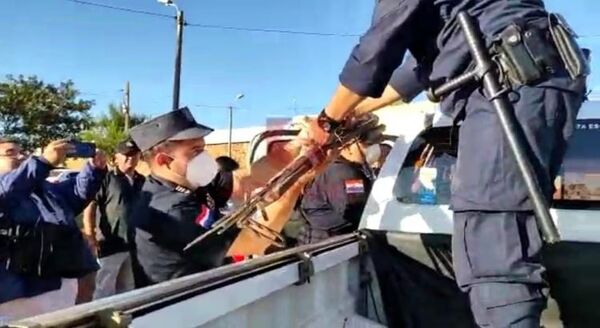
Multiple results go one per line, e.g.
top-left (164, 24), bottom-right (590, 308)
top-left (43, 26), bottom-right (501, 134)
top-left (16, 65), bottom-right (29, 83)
top-left (298, 158), bottom-right (372, 245)
top-left (341, 0), bottom-right (586, 326)
top-left (131, 173), bottom-right (235, 286)
top-left (0, 157), bottom-right (104, 303)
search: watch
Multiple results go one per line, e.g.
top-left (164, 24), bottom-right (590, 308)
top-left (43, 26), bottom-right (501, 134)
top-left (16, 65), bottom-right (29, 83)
top-left (317, 109), bottom-right (343, 133)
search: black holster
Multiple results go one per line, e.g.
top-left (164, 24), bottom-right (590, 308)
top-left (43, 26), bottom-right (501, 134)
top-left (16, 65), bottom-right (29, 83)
top-left (493, 13), bottom-right (590, 86)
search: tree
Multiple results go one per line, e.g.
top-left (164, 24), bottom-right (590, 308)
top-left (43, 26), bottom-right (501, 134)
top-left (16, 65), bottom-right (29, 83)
top-left (0, 75), bottom-right (94, 151)
top-left (80, 103), bottom-right (147, 159)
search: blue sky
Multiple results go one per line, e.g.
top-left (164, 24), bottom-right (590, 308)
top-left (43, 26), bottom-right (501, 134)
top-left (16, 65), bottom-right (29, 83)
top-left (2, 0), bottom-right (599, 129)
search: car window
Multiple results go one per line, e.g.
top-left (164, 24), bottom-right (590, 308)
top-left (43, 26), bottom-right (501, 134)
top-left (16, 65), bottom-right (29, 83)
top-left (393, 120), bottom-right (600, 209)
top-left (393, 126), bottom-right (457, 205)
top-left (554, 119), bottom-right (600, 208)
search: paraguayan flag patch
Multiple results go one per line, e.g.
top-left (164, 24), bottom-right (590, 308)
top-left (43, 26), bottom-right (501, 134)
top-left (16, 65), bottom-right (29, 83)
top-left (345, 179), bottom-right (364, 194)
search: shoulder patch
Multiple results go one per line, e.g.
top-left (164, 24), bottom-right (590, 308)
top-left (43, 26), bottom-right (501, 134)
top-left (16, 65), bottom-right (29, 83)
top-left (344, 179), bottom-right (364, 194)
top-left (195, 204), bottom-right (216, 229)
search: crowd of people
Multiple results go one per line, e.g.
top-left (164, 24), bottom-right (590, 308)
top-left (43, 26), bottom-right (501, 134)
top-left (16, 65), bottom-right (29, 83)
top-left (0, 107), bottom-right (390, 323)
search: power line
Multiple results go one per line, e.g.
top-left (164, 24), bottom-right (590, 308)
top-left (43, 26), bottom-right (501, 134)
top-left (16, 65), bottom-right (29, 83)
top-left (194, 104), bottom-right (233, 109)
top-left (63, 0), bottom-right (600, 40)
top-left (185, 22), bottom-right (360, 38)
top-left (64, 0), bottom-right (174, 19)
top-left (64, 0), bottom-right (360, 38)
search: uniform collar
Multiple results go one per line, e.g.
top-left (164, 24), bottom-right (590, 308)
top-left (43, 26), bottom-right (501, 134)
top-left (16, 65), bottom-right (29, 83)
top-left (149, 174), bottom-right (193, 194)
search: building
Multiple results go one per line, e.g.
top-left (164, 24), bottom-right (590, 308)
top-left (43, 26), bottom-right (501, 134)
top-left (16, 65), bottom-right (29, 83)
top-left (204, 126), bottom-right (266, 171)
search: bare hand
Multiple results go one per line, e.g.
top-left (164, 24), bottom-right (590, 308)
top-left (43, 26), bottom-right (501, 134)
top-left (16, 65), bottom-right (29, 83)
top-left (83, 233), bottom-right (98, 257)
top-left (90, 150), bottom-right (107, 170)
top-left (42, 139), bottom-right (75, 167)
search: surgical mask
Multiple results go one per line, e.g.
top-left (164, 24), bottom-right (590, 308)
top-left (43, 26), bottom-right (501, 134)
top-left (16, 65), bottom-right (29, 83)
top-left (185, 151), bottom-right (219, 189)
top-left (365, 144), bottom-right (381, 165)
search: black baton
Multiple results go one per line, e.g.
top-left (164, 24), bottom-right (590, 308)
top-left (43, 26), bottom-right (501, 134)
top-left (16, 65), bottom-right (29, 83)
top-left (428, 12), bottom-right (560, 243)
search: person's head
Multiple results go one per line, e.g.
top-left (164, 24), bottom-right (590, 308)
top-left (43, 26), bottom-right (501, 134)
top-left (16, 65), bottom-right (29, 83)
top-left (215, 156), bottom-right (240, 172)
top-left (341, 140), bottom-right (381, 166)
top-left (374, 143), bottom-right (392, 169)
top-left (130, 107), bottom-right (217, 190)
top-left (115, 139), bottom-right (141, 174)
top-left (341, 114), bottom-right (384, 166)
top-left (0, 139), bottom-right (24, 174)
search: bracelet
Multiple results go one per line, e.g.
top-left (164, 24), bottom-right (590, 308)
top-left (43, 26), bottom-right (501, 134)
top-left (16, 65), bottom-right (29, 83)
top-left (317, 109), bottom-right (343, 133)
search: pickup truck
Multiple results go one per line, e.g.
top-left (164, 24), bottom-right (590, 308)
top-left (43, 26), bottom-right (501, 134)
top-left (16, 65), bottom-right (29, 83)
top-left (9, 100), bottom-right (599, 328)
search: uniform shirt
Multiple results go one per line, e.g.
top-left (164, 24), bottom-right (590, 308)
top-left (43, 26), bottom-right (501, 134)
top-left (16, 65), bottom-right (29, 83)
top-left (94, 169), bottom-right (145, 258)
top-left (339, 0), bottom-right (581, 116)
top-left (0, 157), bottom-right (105, 303)
top-left (131, 172), bottom-right (235, 286)
top-left (300, 158), bottom-right (373, 231)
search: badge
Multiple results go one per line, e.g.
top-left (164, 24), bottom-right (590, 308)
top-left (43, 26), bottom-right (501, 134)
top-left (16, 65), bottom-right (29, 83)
top-left (345, 179), bottom-right (365, 194)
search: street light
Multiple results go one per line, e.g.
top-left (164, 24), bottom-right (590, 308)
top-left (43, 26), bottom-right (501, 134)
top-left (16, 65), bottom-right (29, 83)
top-left (228, 94), bottom-right (245, 157)
top-left (157, 0), bottom-right (184, 111)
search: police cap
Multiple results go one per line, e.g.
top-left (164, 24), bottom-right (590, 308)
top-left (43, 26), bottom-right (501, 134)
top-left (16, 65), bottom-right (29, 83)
top-left (129, 107), bottom-right (214, 152)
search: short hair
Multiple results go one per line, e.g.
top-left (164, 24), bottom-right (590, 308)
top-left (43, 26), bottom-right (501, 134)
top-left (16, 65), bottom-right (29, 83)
top-left (0, 138), bottom-right (18, 146)
top-left (215, 156), bottom-right (240, 172)
top-left (142, 140), bottom-right (176, 163)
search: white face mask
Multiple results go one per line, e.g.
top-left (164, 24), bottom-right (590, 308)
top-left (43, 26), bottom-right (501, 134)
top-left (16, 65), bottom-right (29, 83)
top-left (365, 144), bottom-right (381, 165)
top-left (185, 151), bottom-right (219, 189)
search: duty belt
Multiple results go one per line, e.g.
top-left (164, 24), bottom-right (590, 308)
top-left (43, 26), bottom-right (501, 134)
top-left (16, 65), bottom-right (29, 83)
top-left (492, 13), bottom-right (590, 88)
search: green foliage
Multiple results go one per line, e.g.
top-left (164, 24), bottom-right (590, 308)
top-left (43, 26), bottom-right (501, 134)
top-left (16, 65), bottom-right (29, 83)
top-left (80, 103), bottom-right (147, 159)
top-left (0, 75), bottom-right (93, 150)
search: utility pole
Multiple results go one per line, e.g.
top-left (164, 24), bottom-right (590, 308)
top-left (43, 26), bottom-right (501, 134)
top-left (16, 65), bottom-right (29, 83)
top-left (123, 81), bottom-right (131, 131)
top-left (173, 10), bottom-right (184, 111)
top-left (228, 105), bottom-right (233, 157)
top-left (228, 94), bottom-right (245, 157)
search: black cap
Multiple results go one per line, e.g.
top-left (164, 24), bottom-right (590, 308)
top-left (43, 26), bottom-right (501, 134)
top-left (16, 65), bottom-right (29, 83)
top-left (355, 114), bottom-right (386, 145)
top-left (129, 107), bottom-right (214, 152)
top-left (116, 139), bottom-right (140, 156)
top-left (215, 156), bottom-right (240, 172)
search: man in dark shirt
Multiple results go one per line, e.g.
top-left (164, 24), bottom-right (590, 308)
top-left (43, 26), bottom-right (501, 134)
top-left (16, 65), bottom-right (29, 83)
top-left (82, 139), bottom-right (145, 299)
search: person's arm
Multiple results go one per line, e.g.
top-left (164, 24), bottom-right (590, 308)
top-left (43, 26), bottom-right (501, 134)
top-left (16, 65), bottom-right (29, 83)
top-left (230, 136), bottom-right (306, 202)
top-left (0, 139), bottom-right (75, 203)
top-left (55, 152), bottom-right (107, 214)
top-left (323, 0), bottom-right (422, 124)
top-left (226, 160), bottom-right (327, 256)
top-left (354, 85), bottom-right (405, 115)
top-left (0, 157), bottom-right (53, 202)
top-left (82, 201), bottom-right (98, 255)
top-left (355, 56), bottom-right (425, 115)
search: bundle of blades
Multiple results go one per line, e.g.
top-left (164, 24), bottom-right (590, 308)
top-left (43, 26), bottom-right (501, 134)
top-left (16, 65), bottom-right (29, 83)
top-left (183, 114), bottom-right (383, 251)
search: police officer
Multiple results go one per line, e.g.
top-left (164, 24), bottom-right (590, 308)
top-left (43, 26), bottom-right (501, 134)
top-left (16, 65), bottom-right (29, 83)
top-left (0, 139), bottom-right (107, 321)
top-left (307, 1), bottom-right (587, 327)
top-left (297, 136), bottom-right (380, 245)
top-left (129, 107), bottom-right (309, 286)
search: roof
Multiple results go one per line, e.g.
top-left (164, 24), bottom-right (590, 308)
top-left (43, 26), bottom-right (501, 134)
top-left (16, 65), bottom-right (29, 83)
top-left (204, 126), bottom-right (265, 145)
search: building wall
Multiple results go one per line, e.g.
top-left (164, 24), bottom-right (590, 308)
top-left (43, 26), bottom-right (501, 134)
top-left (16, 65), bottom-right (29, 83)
top-left (63, 142), bottom-right (251, 175)
top-left (205, 142), bottom-right (250, 172)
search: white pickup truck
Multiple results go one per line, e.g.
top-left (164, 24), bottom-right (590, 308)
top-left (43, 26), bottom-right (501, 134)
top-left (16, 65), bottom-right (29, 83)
top-left (10, 100), bottom-right (600, 328)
